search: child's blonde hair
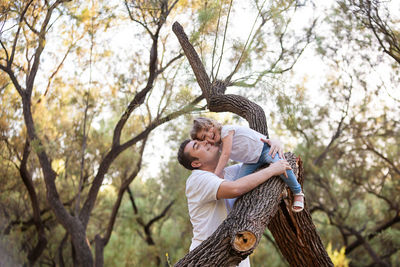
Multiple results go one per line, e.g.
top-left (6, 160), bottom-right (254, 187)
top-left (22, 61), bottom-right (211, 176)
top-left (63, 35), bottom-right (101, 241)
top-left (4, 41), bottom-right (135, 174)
top-left (190, 117), bottom-right (222, 140)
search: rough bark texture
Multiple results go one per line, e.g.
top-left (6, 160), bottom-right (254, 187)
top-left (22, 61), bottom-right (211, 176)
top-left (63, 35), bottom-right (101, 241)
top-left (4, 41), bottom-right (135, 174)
top-left (268, 160), bottom-right (333, 266)
top-left (173, 21), bottom-right (333, 266)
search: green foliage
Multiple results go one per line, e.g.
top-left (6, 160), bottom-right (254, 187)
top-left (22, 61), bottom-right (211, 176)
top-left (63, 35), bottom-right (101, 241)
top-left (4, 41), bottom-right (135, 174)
top-left (250, 232), bottom-right (288, 267)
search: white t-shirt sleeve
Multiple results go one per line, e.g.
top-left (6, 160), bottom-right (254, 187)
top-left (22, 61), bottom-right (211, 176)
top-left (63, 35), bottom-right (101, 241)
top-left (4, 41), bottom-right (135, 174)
top-left (221, 125), bottom-right (236, 139)
top-left (186, 171), bottom-right (224, 203)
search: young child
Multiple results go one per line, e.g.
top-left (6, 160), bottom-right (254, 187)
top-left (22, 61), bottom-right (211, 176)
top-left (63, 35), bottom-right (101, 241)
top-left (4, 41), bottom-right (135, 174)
top-left (190, 117), bottom-right (304, 212)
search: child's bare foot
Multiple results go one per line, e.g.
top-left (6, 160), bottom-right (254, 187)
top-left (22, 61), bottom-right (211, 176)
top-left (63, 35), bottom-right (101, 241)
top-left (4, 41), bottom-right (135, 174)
top-left (292, 192), bottom-right (304, 212)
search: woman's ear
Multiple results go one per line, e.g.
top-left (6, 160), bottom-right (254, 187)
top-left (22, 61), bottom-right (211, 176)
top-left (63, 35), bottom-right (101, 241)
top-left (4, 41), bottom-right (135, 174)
top-left (191, 160), bottom-right (202, 168)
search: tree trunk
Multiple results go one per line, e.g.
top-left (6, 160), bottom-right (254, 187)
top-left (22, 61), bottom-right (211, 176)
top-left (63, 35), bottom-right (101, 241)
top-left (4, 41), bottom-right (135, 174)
top-left (18, 139), bottom-right (48, 266)
top-left (22, 96), bottom-right (94, 267)
top-left (172, 21), bottom-right (333, 266)
top-left (95, 235), bottom-right (105, 267)
top-left (267, 159), bottom-right (333, 266)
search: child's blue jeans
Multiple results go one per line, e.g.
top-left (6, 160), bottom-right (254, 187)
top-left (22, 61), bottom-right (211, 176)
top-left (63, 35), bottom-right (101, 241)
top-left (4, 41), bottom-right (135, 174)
top-left (226, 143), bottom-right (301, 211)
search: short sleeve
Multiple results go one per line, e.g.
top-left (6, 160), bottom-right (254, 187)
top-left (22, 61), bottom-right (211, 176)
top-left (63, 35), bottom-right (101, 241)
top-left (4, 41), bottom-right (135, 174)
top-left (186, 171), bottom-right (224, 203)
top-left (221, 125), bottom-right (236, 139)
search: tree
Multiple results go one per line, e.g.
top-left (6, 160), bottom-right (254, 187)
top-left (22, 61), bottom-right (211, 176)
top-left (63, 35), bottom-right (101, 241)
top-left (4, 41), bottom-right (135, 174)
top-left (270, 1), bottom-right (400, 265)
top-left (0, 1), bottom-right (94, 264)
top-left (0, 0), bottom-right (202, 265)
top-left (342, 0), bottom-right (400, 64)
top-left (171, 15), bottom-right (333, 266)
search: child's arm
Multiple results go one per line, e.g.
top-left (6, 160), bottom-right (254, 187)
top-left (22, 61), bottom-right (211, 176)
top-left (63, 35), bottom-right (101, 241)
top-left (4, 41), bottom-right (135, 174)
top-left (214, 130), bottom-right (234, 178)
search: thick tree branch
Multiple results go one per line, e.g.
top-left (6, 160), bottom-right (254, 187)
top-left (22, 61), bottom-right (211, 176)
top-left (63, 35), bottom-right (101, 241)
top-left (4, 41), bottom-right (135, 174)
top-left (117, 1), bottom-right (180, 148)
top-left (345, 226), bottom-right (389, 267)
top-left (94, 138), bottom-right (148, 267)
top-left (346, 213), bottom-right (400, 254)
top-left (209, 94), bottom-right (269, 138)
top-left (0, 64), bottom-right (25, 96)
top-left (18, 139), bottom-right (47, 265)
top-left (104, 137), bottom-right (147, 245)
top-left (173, 22), bottom-right (269, 136)
top-left (172, 22), bottom-right (213, 99)
top-left (112, 15), bottom-right (162, 148)
top-left (145, 199), bottom-right (175, 234)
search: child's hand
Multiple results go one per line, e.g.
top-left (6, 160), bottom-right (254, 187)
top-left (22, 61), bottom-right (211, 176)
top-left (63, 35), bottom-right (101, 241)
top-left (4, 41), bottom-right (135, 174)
top-left (261, 138), bottom-right (285, 159)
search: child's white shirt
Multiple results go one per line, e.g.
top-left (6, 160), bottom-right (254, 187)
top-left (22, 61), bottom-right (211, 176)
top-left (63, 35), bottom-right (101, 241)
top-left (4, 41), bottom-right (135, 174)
top-left (221, 125), bottom-right (266, 164)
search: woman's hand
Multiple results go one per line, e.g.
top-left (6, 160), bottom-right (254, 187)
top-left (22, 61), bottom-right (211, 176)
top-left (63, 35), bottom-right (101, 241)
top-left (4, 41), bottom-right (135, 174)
top-left (261, 138), bottom-right (285, 159)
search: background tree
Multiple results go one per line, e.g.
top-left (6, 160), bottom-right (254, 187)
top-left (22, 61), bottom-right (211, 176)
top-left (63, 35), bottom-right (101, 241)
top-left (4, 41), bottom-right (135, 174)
top-left (343, 0), bottom-right (400, 64)
top-left (0, 0), bottom-right (202, 265)
top-left (268, 1), bottom-right (400, 266)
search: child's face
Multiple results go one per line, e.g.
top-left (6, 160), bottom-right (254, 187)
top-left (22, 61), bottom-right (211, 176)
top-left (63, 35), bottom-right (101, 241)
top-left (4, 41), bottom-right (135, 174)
top-left (196, 126), bottom-right (221, 144)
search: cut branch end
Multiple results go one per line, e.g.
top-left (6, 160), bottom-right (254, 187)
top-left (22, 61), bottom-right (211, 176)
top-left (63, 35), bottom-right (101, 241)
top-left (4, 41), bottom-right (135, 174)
top-left (232, 231), bottom-right (257, 252)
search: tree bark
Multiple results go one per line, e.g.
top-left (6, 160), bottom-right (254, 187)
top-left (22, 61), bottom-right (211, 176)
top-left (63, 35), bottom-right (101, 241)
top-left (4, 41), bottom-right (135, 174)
top-left (172, 21), bottom-right (333, 266)
top-left (94, 235), bottom-right (105, 267)
top-left (19, 139), bottom-right (47, 266)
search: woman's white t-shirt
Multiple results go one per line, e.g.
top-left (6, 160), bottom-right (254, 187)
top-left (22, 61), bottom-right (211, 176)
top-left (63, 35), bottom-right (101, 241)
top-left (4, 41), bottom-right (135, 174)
top-left (221, 125), bottom-right (266, 164)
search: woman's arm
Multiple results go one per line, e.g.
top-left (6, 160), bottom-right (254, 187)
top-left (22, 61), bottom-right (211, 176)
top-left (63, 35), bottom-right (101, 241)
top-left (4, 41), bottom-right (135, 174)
top-left (214, 130), bottom-right (234, 178)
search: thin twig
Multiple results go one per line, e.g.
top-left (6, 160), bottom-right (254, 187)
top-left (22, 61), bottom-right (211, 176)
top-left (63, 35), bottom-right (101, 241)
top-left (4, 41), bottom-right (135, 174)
top-left (215, 0), bottom-right (233, 80)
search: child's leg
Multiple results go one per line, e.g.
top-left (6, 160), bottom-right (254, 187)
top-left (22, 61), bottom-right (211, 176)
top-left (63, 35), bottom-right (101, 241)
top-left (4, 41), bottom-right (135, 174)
top-left (226, 162), bottom-right (260, 212)
top-left (259, 144), bottom-right (302, 194)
